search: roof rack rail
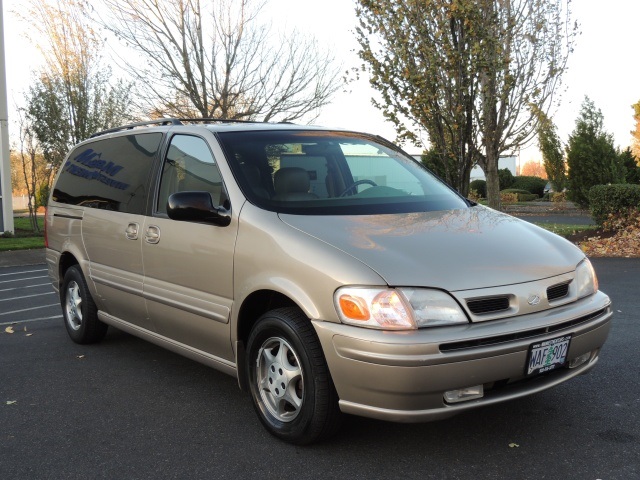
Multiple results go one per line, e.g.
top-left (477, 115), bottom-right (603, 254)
top-left (89, 118), bottom-right (182, 138)
top-left (89, 116), bottom-right (284, 139)
top-left (176, 117), bottom-right (263, 124)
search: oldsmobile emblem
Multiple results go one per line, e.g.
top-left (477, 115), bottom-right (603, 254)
top-left (527, 294), bottom-right (541, 306)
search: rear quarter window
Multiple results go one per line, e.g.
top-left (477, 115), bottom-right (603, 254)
top-left (52, 133), bottom-right (163, 214)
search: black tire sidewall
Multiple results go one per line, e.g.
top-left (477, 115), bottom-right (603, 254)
top-left (246, 310), bottom-right (325, 444)
top-left (61, 266), bottom-right (103, 344)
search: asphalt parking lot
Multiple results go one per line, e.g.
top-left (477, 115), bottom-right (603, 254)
top-left (1, 255), bottom-right (638, 479)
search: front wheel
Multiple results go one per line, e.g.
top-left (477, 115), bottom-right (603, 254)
top-left (246, 307), bottom-right (341, 444)
top-left (61, 266), bottom-right (108, 344)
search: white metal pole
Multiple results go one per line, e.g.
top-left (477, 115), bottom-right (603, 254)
top-left (0, 0), bottom-right (14, 234)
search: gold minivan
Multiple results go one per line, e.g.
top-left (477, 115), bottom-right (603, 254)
top-left (46, 119), bottom-right (612, 444)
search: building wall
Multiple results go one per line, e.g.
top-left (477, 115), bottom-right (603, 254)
top-left (470, 156), bottom-right (517, 181)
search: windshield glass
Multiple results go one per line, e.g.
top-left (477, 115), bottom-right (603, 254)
top-left (216, 130), bottom-right (468, 215)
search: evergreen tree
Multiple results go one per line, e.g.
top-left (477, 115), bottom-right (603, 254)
top-left (619, 147), bottom-right (640, 184)
top-left (537, 112), bottom-right (566, 192)
top-left (566, 97), bottom-right (626, 208)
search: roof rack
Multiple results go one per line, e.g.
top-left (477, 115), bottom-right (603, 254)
top-left (89, 117), bottom-right (274, 138)
top-left (90, 118), bottom-right (182, 138)
top-left (177, 117), bottom-right (264, 124)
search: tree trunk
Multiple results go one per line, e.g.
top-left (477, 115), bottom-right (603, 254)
top-left (485, 142), bottom-right (501, 210)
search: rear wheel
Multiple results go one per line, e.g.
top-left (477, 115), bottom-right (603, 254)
top-left (246, 307), bottom-right (341, 444)
top-left (61, 266), bottom-right (108, 344)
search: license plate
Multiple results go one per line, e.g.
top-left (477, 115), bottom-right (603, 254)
top-left (526, 334), bottom-right (572, 376)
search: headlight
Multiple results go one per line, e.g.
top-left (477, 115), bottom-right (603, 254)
top-left (575, 258), bottom-right (598, 299)
top-left (335, 287), bottom-right (469, 330)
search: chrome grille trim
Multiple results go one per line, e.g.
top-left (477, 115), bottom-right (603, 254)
top-left (439, 307), bottom-right (608, 352)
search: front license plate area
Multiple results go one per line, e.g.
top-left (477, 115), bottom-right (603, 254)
top-left (526, 335), bottom-right (572, 376)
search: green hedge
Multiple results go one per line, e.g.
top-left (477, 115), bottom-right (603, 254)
top-left (589, 184), bottom-right (640, 226)
top-left (499, 168), bottom-right (515, 189)
top-left (500, 189), bottom-right (538, 202)
top-left (510, 176), bottom-right (547, 197)
top-left (470, 179), bottom-right (487, 198)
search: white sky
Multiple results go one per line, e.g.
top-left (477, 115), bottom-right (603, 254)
top-left (4, 0), bottom-right (639, 162)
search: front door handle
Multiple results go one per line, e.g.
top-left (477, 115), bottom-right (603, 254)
top-left (145, 225), bottom-right (161, 244)
top-left (125, 223), bottom-right (139, 240)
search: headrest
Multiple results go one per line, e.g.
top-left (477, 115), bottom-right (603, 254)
top-left (274, 167), bottom-right (311, 194)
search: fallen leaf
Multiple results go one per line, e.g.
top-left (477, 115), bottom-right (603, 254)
top-left (24, 326), bottom-right (28, 332)
top-left (508, 443), bottom-right (519, 448)
top-left (6, 400), bottom-right (17, 405)
top-left (25, 333), bottom-right (34, 337)
top-left (4, 326), bottom-right (14, 334)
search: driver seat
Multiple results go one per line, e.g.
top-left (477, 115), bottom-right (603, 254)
top-left (272, 167), bottom-right (319, 201)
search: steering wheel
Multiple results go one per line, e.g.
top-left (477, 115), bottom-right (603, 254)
top-left (339, 179), bottom-right (378, 197)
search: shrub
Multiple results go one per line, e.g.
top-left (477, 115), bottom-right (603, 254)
top-left (498, 168), bottom-right (514, 190)
top-left (468, 189), bottom-right (482, 202)
top-left (510, 176), bottom-right (547, 196)
top-left (551, 191), bottom-right (567, 203)
top-left (500, 192), bottom-right (518, 204)
top-left (589, 184), bottom-right (640, 226)
top-left (501, 189), bottom-right (538, 202)
top-left (501, 188), bottom-right (531, 195)
top-left (518, 193), bottom-right (539, 202)
top-left (469, 179), bottom-right (486, 198)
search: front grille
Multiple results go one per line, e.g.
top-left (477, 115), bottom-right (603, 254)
top-left (439, 307), bottom-right (608, 352)
top-left (547, 282), bottom-right (570, 301)
top-left (467, 296), bottom-right (510, 315)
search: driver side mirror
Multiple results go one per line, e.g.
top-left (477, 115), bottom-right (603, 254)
top-left (167, 191), bottom-right (231, 226)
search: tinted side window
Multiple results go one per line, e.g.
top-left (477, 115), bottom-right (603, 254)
top-left (156, 135), bottom-right (227, 215)
top-left (52, 133), bottom-right (163, 214)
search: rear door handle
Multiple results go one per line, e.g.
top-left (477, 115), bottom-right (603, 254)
top-left (145, 225), bottom-right (161, 244)
top-left (125, 223), bottom-right (139, 240)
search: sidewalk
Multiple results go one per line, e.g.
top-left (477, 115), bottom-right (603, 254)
top-left (0, 248), bottom-right (46, 267)
top-left (503, 200), bottom-right (590, 215)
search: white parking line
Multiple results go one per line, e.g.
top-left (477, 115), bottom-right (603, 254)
top-left (0, 292), bottom-right (57, 302)
top-left (0, 314), bottom-right (62, 326)
top-left (0, 268), bottom-right (47, 277)
top-left (0, 283), bottom-right (52, 293)
top-left (0, 303), bottom-right (60, 316)
top-left (0, 275), bottom-right (49, 284)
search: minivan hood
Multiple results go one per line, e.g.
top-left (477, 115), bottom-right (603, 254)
top-left (279, 207), bottom-right (584, 292)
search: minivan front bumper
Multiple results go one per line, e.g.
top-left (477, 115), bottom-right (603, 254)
top-left (312, 291), bottom-right (612, 422)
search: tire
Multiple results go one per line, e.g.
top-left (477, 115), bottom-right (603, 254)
top-left (246, 307), bottom-right (342, 445)
top-left (60, 266), bottom-right (108, 344)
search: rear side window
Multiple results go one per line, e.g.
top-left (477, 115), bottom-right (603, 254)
top-left (52, 133), bottom-right (163, 214)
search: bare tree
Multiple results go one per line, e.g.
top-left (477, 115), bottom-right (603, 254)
top-left (98, 0), bottom-right (340, 122)
top-left (355, 0), bottom-right (576, 208)
top-left (22, 0), bottom-right (131, 144)
top-left (14, 109), bottom-right (53, 232)
top-left (473, 0), bottom-right (576, 209)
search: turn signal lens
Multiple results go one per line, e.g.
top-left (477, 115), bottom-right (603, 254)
top-left (339, 295), bottom-right (370, 321)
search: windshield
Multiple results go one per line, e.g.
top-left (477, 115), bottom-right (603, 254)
top-left (216, 130), bottom-right (468, 215)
